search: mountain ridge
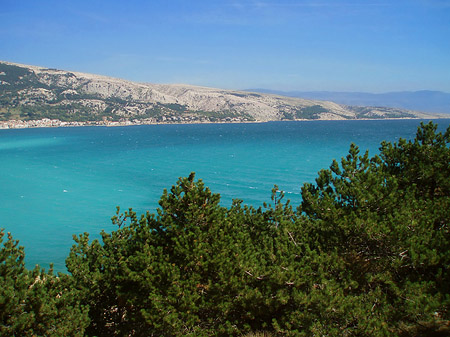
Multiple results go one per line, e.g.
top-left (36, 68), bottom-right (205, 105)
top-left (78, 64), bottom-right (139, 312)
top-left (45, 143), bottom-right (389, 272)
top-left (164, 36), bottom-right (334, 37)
top-left (245, 88), bottom-right (450, 114)
top-left (0, 61), bottom-right (442, 128)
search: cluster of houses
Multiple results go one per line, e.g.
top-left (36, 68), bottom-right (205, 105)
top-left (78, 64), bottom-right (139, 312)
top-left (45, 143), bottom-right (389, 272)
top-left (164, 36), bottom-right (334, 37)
top-left (0, 115), bottom-right (250, 129)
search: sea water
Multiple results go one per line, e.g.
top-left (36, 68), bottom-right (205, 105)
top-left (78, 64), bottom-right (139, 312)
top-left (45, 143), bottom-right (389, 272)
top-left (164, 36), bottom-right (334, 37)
top-left (1, 119), bottom-right (449, 271)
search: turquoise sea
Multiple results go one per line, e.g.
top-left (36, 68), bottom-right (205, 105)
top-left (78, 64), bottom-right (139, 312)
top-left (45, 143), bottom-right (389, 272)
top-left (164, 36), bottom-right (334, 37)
top-left (1, 119), bottom-right (449, 271)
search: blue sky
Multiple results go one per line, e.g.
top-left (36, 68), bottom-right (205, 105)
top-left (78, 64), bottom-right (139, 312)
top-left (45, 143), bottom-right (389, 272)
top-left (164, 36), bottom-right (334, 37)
top-left (1, 0), bottom-right (449, 92)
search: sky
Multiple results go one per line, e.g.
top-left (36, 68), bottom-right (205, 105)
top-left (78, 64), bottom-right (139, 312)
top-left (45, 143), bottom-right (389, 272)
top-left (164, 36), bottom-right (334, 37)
top-left (1, 0), bottom-right (449, 93)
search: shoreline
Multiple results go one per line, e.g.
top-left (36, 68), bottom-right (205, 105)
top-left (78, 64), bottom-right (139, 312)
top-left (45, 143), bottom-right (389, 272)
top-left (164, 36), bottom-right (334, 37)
top-left (0, 118), bottom-right (259, 130)
top-left (0, 116), bottom-right (447, 130)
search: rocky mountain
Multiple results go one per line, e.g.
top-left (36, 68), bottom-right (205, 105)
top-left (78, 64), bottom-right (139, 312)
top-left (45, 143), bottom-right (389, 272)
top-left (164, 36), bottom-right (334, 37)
top-left (0, 61), bottom-right (440, 126)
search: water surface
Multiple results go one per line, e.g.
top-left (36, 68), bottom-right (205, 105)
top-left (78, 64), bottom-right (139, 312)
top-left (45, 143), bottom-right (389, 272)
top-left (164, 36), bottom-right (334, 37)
top-left (1, 119), bottom-right (448, 271)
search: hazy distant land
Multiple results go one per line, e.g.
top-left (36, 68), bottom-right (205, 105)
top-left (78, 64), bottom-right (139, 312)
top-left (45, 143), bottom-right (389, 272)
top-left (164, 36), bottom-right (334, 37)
top-left (245, 89), bottom-right (450, 115)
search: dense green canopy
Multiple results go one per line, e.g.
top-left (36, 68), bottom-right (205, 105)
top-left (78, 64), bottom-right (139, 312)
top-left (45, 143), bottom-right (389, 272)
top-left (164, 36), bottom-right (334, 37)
top-left (1, 122), bottom-right (449, 336)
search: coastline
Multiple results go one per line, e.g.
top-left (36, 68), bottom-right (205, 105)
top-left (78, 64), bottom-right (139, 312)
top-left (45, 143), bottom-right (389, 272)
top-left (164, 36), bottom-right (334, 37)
top-left (0, 117), bottom-right (258, 130)
top-left (1, 116), bottom-right (447, 130)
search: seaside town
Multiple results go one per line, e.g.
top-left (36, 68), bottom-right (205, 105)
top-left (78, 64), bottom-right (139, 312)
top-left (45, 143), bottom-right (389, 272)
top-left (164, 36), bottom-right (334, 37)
top-left (0, 115), bottom-right (250, 129)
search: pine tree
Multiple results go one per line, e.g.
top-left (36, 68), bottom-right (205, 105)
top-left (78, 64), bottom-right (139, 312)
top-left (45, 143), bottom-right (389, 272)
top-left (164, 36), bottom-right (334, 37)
top-left (298, 121), bottom-right (450, 335)
top-left (0, 229), bottom-right (89, 336)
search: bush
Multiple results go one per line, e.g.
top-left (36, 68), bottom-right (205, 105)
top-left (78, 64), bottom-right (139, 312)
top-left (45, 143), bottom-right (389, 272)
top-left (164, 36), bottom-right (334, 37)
top-left (0, 230), bottom-right (89, 336)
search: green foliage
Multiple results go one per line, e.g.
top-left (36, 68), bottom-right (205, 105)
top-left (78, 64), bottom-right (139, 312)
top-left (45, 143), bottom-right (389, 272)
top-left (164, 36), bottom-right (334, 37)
top-left (229, 93), bottom-right (262, 98)
top-left (281, 111), bottom-right (295, 120)
top-left (0, 63), bottom-right (37, 92)
top-left (163, 103), bottom-right (188, 113)
top-left (300, 121), bottom-right (450, 335)
top-left (13, 104), bottom-right (100, 122)
top-left (295, 105), bottom-right (329, 119)
top-left (1, 121), bottom-right (449, 336)
top-left (0, 230), bottom-right (89, 336)
top-left (196, 109), bottom-right (255, 122)
top-left (66, 174), bottom-right (250, 336)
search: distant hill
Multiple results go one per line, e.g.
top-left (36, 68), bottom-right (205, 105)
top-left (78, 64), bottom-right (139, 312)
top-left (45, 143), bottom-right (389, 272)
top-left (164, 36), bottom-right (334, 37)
top-left (0, 61), bottom-right (441, 127)
top-left (245, 89), bottom-right (450, 115)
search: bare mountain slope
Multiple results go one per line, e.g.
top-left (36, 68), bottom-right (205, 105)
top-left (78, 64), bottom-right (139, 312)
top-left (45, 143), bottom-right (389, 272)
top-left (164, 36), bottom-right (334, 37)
top-left (0, 61), bottom-right (439, 126)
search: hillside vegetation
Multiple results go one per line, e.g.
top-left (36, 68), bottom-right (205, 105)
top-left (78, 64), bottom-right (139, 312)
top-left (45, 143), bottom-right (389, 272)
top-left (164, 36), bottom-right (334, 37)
top-left (0, 61), bottom-right (436, 126)
top-left (1, 122), bottom-right (449, 336)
